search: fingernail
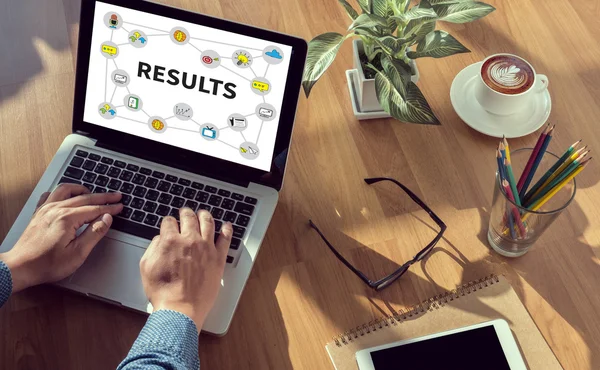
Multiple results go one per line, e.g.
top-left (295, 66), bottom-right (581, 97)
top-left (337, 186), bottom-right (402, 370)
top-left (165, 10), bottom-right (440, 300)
top-left (101, 213), bottom-right (113, 227)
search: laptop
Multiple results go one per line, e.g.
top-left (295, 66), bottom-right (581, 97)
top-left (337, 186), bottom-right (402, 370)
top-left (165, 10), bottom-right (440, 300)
top-left (0, 0), bottom-right (306, 335)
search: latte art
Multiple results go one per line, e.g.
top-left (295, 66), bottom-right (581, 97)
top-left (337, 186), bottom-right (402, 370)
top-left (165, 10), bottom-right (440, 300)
top-left (481, 55), bottom-right (534, 95)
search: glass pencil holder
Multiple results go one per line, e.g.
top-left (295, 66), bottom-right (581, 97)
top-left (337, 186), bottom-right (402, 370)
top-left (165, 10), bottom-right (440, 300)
top-left (487, 148), bottom-right (577, 257)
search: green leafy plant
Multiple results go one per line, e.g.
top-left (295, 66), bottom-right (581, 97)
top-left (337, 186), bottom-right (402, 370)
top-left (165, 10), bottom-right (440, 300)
top-left (302, 0), bottom-right (495, 124)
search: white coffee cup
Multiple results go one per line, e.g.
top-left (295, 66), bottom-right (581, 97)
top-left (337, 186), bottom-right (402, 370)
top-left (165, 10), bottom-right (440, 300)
top-left (474, 53), bottom-right (548, 116)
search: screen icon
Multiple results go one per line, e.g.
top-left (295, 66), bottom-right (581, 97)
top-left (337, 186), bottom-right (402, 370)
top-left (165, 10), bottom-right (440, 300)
top-left (258, 108), bottom-right (274, 118)
top-left (202, 126), bottom-right (217, 139)
top-left (229, 117), bottom-right (247, 129)
top-left (101, 44), bottom-right (117, 56)
top-left (128, 97), bottom-right (139, 109)
top-left (114, 74), bottom-right (128, 84)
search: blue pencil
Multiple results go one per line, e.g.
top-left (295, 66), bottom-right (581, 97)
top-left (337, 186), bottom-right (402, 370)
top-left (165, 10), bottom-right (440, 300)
top-left (519, 125), bottom-right (555, 199)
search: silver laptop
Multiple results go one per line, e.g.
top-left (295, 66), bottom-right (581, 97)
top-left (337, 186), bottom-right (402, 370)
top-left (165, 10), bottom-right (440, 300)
top-left (0, 0), bottom-right (306, 335)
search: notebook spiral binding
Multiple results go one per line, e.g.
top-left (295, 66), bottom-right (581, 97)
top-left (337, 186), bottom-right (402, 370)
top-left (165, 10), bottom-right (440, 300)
top-left (333, 275), bottom-right (500, 347)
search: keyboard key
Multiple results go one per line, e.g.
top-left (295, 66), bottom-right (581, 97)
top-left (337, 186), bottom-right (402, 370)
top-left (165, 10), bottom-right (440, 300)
top-left (133, 186), bottom-right (147, 197)
top-left (101, 157), bottom-right (114, 165)
top-left (76, 150), bottom-right (88, 158)
top-left (195, 191), bottom-right (209, 203)
top-left (111, 217), bottom-right (159, 240)
top-left (140, 167), bottom-right (153, 175)
top-left (158, 193), bottom-right (173, 205)
top-left (178, 178), bottom-right (191, 186)
top-left (182, 188), bottom-right (197, 199)
top-left (184, 200), bottom-right (198, 211)
top-left (93, 186), bottom-right (107, 193)
top-left (132, 174), bottom-right (146, 185)
top-left (152, 171), bottom-right (165, 179)
top-left (120, 183), bottom-right (134, 194)
top-left (83, 172), bottom-right (97, 183)
top-left (144, 214), bottom-right (159, 227)
top-left (169, 184), bottom-right (183, 196)
top-left (236, 214), bottom-right (250, 227)
top-left (192, 182), bottom-right (204, 190)
top-left (114, 160), bottom-right (126, 168)
top-left (144, 177), bottom-right (159, 189)
top-left (198, 204), bottom-right (211, 212)
top-left (223, 211), bottom-right (237, 223)
top-left (59, 177), bottom-right (81, 185)
top-left (230, 238), bottom-right (241, 250)
top-left (83, 183), bottom-right (94, 192)
top-left (94, 163), bottom-right (109, 175)
top-left (126, 164), bottom-right (139, 172)
top-left (245, 196), bottom-right (258, 205)
top-left (70, 156), bottom-right (84, 168)
top-left (89, 153), bottom-right (101, 161)
top-left (166, 174), bottom-right (178, 182)
top-left (211, 208), bottom-right (224, 220)
top-left (157, 181), bottom-right (171, 192)
top-left (205, 185), bottom-right (217, 194)
top-left (231, 193), bottom-right (244, 201)
top-left (218, 189), bottom-right (231, 197)
top-left (208, 195), bottom-right (222, 207)
top-left (64, 166), bottom-right (84, 180)
top-left (118, 207), bottom-right (133, 219)
top-left (131, 210), bottom-right (146, 222)
top-left (169, 208), bottom-right (180, 220)
top-left (108, 179), bottom-right (122, 190)
top-left (156, 205), bottom-right (170, 216)
top-left (121, 194), bottom-right (132, 206)
top-left (157, 217), bottom-right (163, 227)
top-left (119, 170), bottom-right (133, 182)
top-left (82, 160), bottom-right (96, 171)
top-left (215, 220), bottom-right (223, 232)
top-left (171, 197), bottom-right (185, 208)
top-left (233, 225), bottom-right (246, 239)
top-left (234, 202), bottom-right (255, 216)
top-left (143, 201), bottom-right (158, 213)
top-left (131, 197), bottom-right (145, 209)
top-left (226, 256), bottom-right (234, 264)
top-left (145, 189), bottom-right (159, 201)
top-left (107, 167), bottom-right (121, 178)
top-left (221, 199), bottom-right (235, 210)
top-left (94, 175), bottom-right (109, 186)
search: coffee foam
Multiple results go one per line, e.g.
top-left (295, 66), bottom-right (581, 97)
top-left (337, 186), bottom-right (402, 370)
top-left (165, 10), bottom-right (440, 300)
top-left (482, 55), bottom-right (534, 95)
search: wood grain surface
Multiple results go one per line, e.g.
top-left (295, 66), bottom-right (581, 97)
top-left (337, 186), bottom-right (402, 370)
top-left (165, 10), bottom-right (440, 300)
top-left (1, 0), bottom-right (599, 369)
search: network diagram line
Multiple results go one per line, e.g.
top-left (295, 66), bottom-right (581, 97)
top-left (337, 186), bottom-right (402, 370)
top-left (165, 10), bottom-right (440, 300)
top-left (168, 126), bottom-right (200, 134)
top-left (118, 116), bottom-right (147, 125)
top-left (244, 113), bottom-right (256, 117)
top-left (249, 66), bottom-right (257, 78)
top-left (190, 119), bottom-right (202, 127)
top-left (217, 139), bottom-right (239, 150)
top-left (113, 59), bottom-right (119, 70)
top-left (121, 26), bottom-right (130, 33)
top-left (116, 43), bottom-right (129, 46)
top-left (256, 121), bottom-right (264, 144)
top-left (164, 115), bottom-right (176, 120)
top-left (110, 85), bottom-right (118, 104)
top-left (141, 109), bottom-right (151, 118)
top-left (264, 63), bottom-right (270, 78)
top-left (123, 22), bottom-right (169, 33)
top-left (240, 131), bottom-right (247, 142)
top-left (145, 34), bottom-right (169, 37)
top-left (219, 65), bottom-right (252, 82)
top-left (190, 37), bottom-right (262, 52)
top-left (104, 59), bottom-right (108, 102)
top-left (188, 43), bottom-right (202, 53)
top-left (110, 29), bottom-right (114, 42)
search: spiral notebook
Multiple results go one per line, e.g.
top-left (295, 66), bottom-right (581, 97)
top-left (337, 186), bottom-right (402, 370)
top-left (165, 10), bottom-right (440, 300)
top-left (326, 275), bottom-right (562, 370)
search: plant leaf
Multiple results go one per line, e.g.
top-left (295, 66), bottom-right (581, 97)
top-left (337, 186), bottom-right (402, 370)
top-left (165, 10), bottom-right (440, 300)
top-left (428, 0), bottom-right (475, 4)
top-left (378, 35), bottom-right (418, 53)
top-left (394, 7), bottom-right (437, 22)
top-left (348, 13), bottom-right (388, 30)
top-left (338, 0), bottom-right (359, 20)
top-left (302, 32), bottom-right (347, 97)
top-left (381, 56), bottom-right (411, 97)
top-left (374, 71), bottom-right (440, 124)
top-left (433, 1), bottom-right (495, 23)
top-left (371, 0), bottom-right (389, 17)
top-left (356, 0), bottom-right (370, 13)
top-left (407, 30), bottom-right (470, 58)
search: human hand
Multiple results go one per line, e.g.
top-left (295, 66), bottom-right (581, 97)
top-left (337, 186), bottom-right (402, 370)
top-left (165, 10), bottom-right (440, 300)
top-left (140, 208), bottom-right (233, 330)
top-left (0, 184), bottom-right (123, 293)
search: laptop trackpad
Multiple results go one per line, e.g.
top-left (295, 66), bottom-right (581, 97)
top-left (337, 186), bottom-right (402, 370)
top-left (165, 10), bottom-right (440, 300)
top-left (69, 237), bottom-right (148, 309)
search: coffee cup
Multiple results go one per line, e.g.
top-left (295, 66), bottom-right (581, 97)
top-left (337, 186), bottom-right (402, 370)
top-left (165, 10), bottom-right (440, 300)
top-left (474, 53), bottom-right (548, 116)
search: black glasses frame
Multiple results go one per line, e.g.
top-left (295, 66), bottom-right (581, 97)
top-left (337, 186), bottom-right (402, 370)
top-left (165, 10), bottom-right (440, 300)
top-left (309, 177), bottom-right (447, 291)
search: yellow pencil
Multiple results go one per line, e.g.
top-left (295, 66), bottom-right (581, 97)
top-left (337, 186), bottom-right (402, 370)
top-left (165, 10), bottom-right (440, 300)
top-left (503, 136), bottom-right (511, 163)
top-left (528, 146), bottom-right (588, 200)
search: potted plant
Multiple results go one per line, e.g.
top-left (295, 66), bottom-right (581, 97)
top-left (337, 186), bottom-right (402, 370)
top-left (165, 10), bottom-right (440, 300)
top-left (302, 0), bottom-right (495, 124)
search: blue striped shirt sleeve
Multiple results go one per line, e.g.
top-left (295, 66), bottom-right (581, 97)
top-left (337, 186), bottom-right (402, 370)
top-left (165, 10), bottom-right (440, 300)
top-left (0, 260), bottom-right (12, 308)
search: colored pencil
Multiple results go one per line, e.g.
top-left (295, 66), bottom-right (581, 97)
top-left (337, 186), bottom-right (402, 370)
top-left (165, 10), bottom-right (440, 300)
top-left (523, 139), bottom-right (582, 204)
top-left (504, 157), bottom-right (521, 206)
top-left (503, 136), bottom-right (511, 164)
top-left (517, 124), bottom-right (550, 192)
top-left (502, 180), bottom-right (527, 237)
top-left (496, 149), bottom-right (506, 181)
top-left (519, 125), bottom-right (555, 199)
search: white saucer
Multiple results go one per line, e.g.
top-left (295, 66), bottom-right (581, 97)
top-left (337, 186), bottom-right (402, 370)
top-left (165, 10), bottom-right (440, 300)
top-left (450, 62), bottom-right (551, 138)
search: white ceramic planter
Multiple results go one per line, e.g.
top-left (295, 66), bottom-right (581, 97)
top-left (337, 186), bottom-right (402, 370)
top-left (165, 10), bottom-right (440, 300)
top-left (352, 39), bottom-right (419, 113)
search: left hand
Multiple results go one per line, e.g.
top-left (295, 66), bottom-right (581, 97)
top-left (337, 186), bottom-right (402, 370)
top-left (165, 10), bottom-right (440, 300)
top-left (0, 184), bottom-right (123, 293)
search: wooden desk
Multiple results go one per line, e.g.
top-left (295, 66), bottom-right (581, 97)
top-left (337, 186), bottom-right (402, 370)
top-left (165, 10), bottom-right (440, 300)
top-left (1, 0), bottom-right (599, 368)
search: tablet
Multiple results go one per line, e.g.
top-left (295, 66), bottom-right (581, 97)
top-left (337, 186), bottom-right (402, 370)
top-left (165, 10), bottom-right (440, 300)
top-left (355, 319), bottom-right (527, 370)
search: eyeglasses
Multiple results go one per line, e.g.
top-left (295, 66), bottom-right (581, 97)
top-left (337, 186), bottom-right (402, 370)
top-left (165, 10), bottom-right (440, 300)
top-left (309, 177), bottom-right (447, 291)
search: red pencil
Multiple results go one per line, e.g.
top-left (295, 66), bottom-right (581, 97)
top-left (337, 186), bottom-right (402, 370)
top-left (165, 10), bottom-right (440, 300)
top-left (502, 180), bottom-right (527, 237)
top-left (517, 124), bottom-right (550, 192)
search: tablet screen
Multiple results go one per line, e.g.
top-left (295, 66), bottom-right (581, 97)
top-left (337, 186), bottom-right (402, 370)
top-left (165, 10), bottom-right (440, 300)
top-left (370, 326), bottom-right (511, 369)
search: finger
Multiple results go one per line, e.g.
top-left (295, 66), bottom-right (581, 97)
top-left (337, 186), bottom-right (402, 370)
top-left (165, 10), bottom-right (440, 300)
top-left (66, 203), bottom-right (124, 226)
top-left (179, 207), bottom-right (200, 237)
top-left (215, 222), bottom-right (233, 259)
top-left (160, 216), bottom-right (179, 235)
top-left (35, 192), bottom-right (51, 210)
top-left (197, 210), bottom-right (215, 242)
top-left (72, 213), bottom-right (113, 259)
top-left (61, 192), bottom-right (122, 208)
top-left (47, 184), bottom-right (90, 203)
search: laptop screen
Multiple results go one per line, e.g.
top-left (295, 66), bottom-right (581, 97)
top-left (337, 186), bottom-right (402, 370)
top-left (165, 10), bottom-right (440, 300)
top-left (83, 2), bottom-right (293, 172)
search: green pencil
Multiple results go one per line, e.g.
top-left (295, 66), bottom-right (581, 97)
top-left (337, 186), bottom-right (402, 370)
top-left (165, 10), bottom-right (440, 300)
top-left (504, 157), bottom-right (521, 206)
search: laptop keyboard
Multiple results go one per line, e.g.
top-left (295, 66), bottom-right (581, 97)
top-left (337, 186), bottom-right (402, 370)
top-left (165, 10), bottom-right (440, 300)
top-left (58, 149), bottom-right (258, 264)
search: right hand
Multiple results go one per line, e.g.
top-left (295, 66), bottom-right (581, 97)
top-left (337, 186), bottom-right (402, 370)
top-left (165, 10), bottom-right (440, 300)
top-left (140, 208), bottom-right (233, 330)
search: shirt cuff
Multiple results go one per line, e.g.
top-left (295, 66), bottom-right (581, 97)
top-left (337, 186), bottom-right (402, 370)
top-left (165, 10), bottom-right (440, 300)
top-left (0, 260), bottom-right (13, 307)
top-left (124, 309), bottom-right (200, 369)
